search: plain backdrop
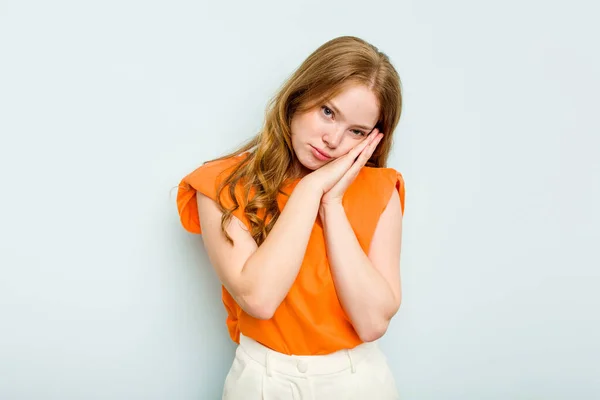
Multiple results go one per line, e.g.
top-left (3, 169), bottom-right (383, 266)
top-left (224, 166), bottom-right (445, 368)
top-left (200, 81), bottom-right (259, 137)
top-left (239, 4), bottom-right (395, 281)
top-left (1, 0), bottom-right (598, 399)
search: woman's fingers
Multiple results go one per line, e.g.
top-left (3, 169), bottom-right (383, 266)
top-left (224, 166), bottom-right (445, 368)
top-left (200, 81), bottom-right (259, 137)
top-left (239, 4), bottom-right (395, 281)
top-left (336, 132), bottom-right (383, 187)
top-left (324, 129), bottom-right (382, 188)
top-left (348, 129), bottom-right (378, 159)
top-left (355, 131), bottom-right (382, 166)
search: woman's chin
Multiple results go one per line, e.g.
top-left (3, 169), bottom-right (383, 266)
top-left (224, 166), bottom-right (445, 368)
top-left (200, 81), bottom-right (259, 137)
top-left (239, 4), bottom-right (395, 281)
top-left (292, 148), bottom-right (327, 175)
top-left (294, 156), bottom-right (320, 176)
top-left (301, 156), bottom-right (323, 170)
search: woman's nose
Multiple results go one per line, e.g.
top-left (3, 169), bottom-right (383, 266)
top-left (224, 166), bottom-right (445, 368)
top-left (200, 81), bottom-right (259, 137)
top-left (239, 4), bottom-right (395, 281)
top-left (322, 126), bottom-right (344, 149)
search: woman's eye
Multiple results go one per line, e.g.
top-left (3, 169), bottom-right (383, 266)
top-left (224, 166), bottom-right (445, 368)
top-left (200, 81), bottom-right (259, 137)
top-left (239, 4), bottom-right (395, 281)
top-left (322, 106), bottom-right (333, 118)
top-left (351, 129), bottom-right (366, 136)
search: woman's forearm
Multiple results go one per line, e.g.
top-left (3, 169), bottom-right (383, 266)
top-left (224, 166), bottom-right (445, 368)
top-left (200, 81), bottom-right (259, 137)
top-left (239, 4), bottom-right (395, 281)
top-left (241, 178), bottom-right (322, 318)
top-left (320, 203), bottom-right (397, 341)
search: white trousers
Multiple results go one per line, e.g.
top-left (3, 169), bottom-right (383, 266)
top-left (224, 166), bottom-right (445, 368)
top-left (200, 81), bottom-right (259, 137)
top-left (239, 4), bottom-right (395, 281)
top-left (222, 334), bottom-right (400, 399)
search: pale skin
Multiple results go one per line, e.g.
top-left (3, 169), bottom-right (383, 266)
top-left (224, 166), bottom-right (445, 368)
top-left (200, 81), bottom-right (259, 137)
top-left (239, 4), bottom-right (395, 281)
top-left (196, 84), bottom-right (403, 342)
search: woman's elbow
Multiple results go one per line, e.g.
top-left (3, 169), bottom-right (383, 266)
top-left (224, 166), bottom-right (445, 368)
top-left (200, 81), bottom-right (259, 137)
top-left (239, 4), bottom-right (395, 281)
top-left (247, 304), bottom-right (276, 320)
top-left (239, 293), bottom-right (278, 320)
top-left (357, 318), bottom-right (391, 343)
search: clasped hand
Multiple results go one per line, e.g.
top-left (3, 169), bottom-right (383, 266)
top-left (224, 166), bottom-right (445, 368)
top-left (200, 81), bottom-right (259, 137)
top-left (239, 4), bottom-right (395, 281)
top-left (303, 129), bottom-right (384, 208)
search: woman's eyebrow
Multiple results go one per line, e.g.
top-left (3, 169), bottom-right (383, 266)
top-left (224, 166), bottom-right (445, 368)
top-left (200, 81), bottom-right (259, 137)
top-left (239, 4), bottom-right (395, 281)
top-left (328, 102), bottom-right (373, 131)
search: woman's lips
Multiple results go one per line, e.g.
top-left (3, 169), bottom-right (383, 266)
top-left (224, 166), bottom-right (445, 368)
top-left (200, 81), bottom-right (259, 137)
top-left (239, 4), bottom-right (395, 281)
top-left (310, 145), bottom-right (332, 161)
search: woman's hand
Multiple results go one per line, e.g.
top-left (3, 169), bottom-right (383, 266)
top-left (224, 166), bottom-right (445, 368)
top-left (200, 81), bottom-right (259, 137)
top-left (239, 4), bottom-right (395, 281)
top-left (302, 130), bottom-right (383, 198)
top-left (321, 130), bottom-right (383, 206)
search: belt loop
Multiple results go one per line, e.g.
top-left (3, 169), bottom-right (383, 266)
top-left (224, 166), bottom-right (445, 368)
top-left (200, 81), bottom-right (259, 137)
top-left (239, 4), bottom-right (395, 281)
top-left (346, 349), bottom-right (356, 373)
top-left (265, 350), bottom-right (273, 377)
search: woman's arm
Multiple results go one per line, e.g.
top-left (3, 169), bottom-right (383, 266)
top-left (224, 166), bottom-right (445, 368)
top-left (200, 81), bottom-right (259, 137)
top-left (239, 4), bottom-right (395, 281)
top-left (320, 189), bottom-right (403, 342)
top-left (196, 138), bottom-right (375, 320)
top-left (197, 178), bottom-right (322, 320)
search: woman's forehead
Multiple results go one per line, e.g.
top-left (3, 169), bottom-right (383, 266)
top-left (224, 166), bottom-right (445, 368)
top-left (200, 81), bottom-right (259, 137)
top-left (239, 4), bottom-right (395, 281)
top-left (327, 84), bottom-right (380, 125)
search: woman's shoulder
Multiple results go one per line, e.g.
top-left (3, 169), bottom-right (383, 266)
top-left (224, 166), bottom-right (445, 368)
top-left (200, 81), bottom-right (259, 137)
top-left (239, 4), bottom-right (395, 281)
top-left (182, 152), bottom-right (250, 187)
top-left (359, 165), bottom-right (403, 180)
top-left (357, 165), bottom-right (405, 190)
top-left (176, 152), bottom-right (251, 234)
top-left (354, 166), bottom-right (406, 215)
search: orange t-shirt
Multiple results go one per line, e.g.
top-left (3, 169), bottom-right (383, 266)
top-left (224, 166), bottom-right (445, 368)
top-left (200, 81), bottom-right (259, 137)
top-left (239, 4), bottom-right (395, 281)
top-left (176, 152), bottom-right (405, 355)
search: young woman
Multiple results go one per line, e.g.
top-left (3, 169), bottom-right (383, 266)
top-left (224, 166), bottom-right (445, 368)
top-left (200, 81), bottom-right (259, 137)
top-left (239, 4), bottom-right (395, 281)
top-left (177, 36), bottom-right (406, 399)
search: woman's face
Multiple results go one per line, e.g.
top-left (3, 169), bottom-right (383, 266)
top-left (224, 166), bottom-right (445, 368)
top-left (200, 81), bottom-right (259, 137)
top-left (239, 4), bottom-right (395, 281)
top-left (290, 84), bottom-right (380, 173)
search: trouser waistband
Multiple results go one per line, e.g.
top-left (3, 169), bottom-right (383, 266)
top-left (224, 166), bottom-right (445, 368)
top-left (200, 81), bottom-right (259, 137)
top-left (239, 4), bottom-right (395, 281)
top-left (238, 334), bottom-right (378, 377)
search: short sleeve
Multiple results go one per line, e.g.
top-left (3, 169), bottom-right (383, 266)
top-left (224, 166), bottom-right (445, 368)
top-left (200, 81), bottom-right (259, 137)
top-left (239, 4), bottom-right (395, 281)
top-left (343, 167), bottom-right (405, 252)
top-left (176, 154), bottom-right (250, 234)
top-left (381, 168), bottom-right (406, 216)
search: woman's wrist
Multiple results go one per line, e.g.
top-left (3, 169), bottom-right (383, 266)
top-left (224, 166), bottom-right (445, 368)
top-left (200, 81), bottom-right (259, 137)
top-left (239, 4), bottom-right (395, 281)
top-left (318, 200), bottom-right (345, 221)
top-left (295, 175), bottom-right (326, 204)
top-left (298, 174), bottom-right (326, 197)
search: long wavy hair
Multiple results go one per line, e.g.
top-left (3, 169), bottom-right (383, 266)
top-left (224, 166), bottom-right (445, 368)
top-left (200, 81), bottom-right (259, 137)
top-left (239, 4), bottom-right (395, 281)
top-left (207, 36), bottom-right (403, 246)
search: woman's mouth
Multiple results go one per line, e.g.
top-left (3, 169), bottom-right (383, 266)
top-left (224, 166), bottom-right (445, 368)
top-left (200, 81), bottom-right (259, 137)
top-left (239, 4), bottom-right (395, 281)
top-left (310, 145), bottom-right (332, 161)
